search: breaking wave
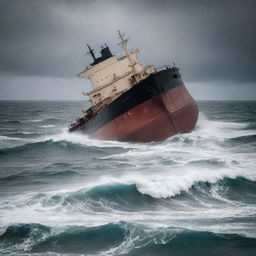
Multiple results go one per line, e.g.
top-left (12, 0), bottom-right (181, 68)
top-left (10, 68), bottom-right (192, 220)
top-left (1, 222), bottom-right (255, 256)
top-left (13, 177), bottom-right (256, 208)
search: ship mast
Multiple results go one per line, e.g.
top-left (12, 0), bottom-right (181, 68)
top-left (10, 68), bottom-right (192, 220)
top-left (118, 30), bottom-right (130, 56)
top-left (118, 30), bottom-right (138, 81)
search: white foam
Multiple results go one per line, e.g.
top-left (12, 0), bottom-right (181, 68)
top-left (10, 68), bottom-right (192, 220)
top-left (1, 112), bottom-right (256, 239)
top-left (0, 135), bottom-right (26, 141)
top-left (47, 129), bottom-right (140, 149)
top-left (34, 112), bottom-right (255, 151)
top-left (27, 119), bottom-right (43, 122)
top-left (20, 131), bottom-right (37, 135)
top-left (40, 125), bottom-right (55, 128)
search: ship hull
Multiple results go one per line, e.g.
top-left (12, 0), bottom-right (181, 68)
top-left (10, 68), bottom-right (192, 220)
top-left (76, 68), bottom-right (198, 142)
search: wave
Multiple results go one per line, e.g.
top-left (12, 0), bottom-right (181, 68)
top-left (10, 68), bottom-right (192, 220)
top-left (18, 177), bottom-right (256, 214)
top-left (0, 135), bottom-right (26, 141)
top-left (229, 134), bottom-right (256, 144)
top-left (128, 229), bottom-right (256, 256)
top-left (0, 223), bottom-right (125, 254)
top-left (0, 139), bottom-right (104, 157)
top-left (3, 131), bottom-right (44, 139)
top-left (72, 177), bottom-right (256, 204)
top-left (28, 119), bottom-right (44, 123)
top-left (0, 170), bottom-right (81, 184)
top-left (12, 131), bottom-right (41, 135)
top-left (42, 118), bottom-right (60, 123)
top-left (28, 118), bottom-right (59, 123)
top-left (40, 125), bottom-right (55, 128)
top-left (0, 120), bottom-right (23, 125)
top-left (185, 158), bottom-right (227, 167)
top-left (63, 184), bottom-right (157, 211)
top-left (1, 222), bottom-right (255, 255)
top-left (0, 118), bottom-right (59, 128)
top-left (2, 112), bottom-right (254, 153)
top-left (0, 130), bottom-right (131, 159)
top-left (48, 130), bottom-right (142, 149)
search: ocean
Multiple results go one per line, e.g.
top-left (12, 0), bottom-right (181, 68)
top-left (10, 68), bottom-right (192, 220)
top-left (0, 100), bottom-right (256, 256)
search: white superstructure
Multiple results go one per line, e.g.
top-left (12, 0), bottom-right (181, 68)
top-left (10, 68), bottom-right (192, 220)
top-left (78, 31), bottom-right (156, 107)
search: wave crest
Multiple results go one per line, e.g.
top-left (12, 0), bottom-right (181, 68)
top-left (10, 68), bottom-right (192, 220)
top-left (1, 222), bottom-right (255, 255)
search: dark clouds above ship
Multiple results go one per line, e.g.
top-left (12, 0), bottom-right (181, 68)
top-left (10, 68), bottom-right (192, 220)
top-left (0, 0), bottom-right (256, 83)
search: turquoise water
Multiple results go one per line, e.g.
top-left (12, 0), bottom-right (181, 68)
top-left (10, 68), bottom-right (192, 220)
top-left (0, 101), bottom-right (256, 255)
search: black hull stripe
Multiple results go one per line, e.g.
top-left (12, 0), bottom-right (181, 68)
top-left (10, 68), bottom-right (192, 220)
top-left (83, 68), bottom-right (183, 133)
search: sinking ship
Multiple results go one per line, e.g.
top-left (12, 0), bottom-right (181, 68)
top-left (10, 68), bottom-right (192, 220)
top-left (69, 31), bottom-right (198, 142)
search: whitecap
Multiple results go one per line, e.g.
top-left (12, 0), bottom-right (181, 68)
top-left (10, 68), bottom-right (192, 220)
top-left (0, 135), bottom-right (26, 141)
top-left (27, 119), bottom-right (43, 123)
top-left (40, 125), bottom-right (55, 128)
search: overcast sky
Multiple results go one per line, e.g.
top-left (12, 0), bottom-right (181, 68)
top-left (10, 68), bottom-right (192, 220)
top-left (0, 0), bottom-right (255, 100)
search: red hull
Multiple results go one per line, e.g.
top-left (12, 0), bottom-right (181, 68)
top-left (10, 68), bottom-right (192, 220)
top-left (90, 85), bottom-right (198, 142)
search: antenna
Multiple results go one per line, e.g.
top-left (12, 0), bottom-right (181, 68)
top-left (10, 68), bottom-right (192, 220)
top-left (118, 30), bottom-right (130, 55)
top-left (86, 44), bottom-right (96, 61)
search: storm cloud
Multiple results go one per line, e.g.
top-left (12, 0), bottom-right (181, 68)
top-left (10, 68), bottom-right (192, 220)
top-left (0, 0), bottom-right (256, 100)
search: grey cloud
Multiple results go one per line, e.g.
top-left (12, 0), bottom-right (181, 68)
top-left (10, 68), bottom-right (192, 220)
top-left (0, 0), bottom-right (256, 83)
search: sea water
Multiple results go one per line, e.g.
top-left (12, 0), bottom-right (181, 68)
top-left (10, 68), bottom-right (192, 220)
top-left (0, 100), bottom-right (256, 255)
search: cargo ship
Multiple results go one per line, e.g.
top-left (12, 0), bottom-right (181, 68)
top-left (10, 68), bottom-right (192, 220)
top-left (69, 31), bottom-right (198, 142)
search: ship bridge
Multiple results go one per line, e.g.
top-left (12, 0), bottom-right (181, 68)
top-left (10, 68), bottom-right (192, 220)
top-left (78, 31), bottom-right (156, 107)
